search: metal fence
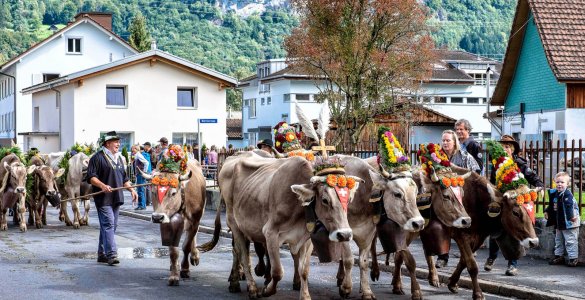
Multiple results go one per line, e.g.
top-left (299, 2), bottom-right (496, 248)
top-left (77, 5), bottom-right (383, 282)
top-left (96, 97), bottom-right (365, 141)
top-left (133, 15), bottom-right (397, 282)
top-left (211, 141), bottom-right (585, 214)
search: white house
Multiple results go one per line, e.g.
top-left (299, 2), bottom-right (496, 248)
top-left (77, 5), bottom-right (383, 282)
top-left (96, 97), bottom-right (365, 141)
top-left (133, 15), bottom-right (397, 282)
top-left (21, 50), bottom-right (236, 153)
top-left (0, 12), bottom-right (138, 148)
top-left (238, 59), bottom-right (326, 147)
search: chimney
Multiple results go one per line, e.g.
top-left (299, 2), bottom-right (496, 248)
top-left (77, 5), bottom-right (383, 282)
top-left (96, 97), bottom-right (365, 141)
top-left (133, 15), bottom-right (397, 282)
top-left (151, 40), bottom-right (157, 50)
top-left (74, 12), bottom-right (113, 31)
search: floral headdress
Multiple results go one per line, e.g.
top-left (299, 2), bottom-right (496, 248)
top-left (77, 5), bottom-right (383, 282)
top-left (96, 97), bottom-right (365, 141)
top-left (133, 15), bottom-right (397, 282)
top-left (417, 143), bottom-right (464, 188)
top-left (486, 140), bottom-right (537, 205)
top-left (312, 156), bottom-right (345, 176)
top-left (273, 121), bottom-right (303, 153)
top-left (376, 127), bottom-right (410, 174)
top-left (158, 144), bottom-right (188, 174)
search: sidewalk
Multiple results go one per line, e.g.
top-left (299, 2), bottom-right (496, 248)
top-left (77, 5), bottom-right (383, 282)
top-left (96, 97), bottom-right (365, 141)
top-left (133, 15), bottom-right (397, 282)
top-left (119, 193), bottom-right (584, 300)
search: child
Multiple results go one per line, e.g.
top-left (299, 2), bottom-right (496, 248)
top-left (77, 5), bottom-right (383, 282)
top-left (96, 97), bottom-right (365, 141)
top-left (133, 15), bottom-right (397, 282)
top-left (545, 172), bottom-right (581, 267)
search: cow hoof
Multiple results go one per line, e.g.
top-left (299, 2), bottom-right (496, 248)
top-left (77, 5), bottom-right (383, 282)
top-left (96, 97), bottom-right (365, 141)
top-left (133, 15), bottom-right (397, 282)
top-left (168, 276), bottom-right (180, 286)
top-left (59, 216), bottom-right (64, 222)
top-left (392, 287), bottom-right (405, 295)
top-left (429, 278), bottom-right (440, 287)
top-left (261, 286), bottom-right (275, 298)
top-left (370, 270), bottom-right (380, 282)
top-left (190, 254), bottom-right (199, 266)
top-left (73, 223), bottom-right (80, 229)
top-left (339, 287), bottom-right (351, 298)
top-left (254, 264), bottom-right (266, 277)
top-left (472, 292), bottom-right (484, 300)
top-left (337, 277), bottom-right (343, 287)
top-left (448, 284), bottom-right (458, 293)
top-left (292, 281), bottom-right (300, 291)
top-left (20, 225), bottom-right (27, 232)
top-left (362, 293), bottom-right (376, 300)
top-left (412, 290), bottom-right (423, 300)
top-left (0, 224), bottom-right (7, 231)
top-left (180, 270), bottom-right (190, 278)
top-left (229, 281), bottom-right (241, 293)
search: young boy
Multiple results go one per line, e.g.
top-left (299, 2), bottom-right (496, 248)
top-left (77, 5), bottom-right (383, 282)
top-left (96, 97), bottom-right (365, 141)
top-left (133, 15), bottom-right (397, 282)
top-left (545, 172), bottom-right (581, 267)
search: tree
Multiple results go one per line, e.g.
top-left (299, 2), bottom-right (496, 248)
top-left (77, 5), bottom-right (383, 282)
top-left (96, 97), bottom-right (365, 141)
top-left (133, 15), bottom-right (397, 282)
top-left (128, 12), bottom-right (152, 52)
top-left (285, 0), bottom-right (435, 147)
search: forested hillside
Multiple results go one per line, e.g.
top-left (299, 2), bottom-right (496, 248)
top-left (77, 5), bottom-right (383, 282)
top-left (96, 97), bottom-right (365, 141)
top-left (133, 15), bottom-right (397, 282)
top-left (0, 0), bottom-right (517, 94)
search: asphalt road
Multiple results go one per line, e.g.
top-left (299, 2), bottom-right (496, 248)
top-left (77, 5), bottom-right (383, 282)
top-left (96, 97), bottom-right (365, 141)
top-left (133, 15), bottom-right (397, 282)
top-left (0, 204), bottom-right (516, 300)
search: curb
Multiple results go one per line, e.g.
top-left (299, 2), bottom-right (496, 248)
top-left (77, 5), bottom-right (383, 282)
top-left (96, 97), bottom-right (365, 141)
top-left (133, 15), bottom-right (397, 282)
top-left (120, 209), bottom-right (579, 300)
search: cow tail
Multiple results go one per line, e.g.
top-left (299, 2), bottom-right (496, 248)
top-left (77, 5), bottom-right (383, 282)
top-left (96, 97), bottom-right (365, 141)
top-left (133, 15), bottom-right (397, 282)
top-left (198, 196), bottom-right (223, 252)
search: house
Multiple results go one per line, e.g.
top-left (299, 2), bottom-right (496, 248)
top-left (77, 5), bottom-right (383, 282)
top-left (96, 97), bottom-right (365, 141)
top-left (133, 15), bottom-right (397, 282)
top-left (490, 0), bottom-right (585, 143)
top-left (0, 12), bottom-right (138, 148)
top-left (239, 51), bottom-right (500, 148)
top-left (21, 49), bottom-right (236, 153)
top-left (226, 110), bottom-right (244, 148)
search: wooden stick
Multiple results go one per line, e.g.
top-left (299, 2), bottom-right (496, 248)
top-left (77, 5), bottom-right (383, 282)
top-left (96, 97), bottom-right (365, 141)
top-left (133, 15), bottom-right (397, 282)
top-left (60, 183), bottom-right (152, 203)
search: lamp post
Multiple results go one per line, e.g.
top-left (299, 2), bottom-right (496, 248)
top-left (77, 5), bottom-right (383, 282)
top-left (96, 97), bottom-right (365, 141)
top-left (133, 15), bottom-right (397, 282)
top-left (0, 71), bottom-right (17, 145)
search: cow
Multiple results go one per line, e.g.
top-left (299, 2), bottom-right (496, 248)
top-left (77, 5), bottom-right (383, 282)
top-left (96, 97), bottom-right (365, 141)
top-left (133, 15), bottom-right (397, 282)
top-left (139, 159), bottom-right (206, 286)
top-left (48, 152), bottom-right (92, 228)
top-left (200, 152), bottom-right (361, 299)
top-left (27, 155), bottom-right (65, 228)
top-left (0, 153), bottom-right (35, 231)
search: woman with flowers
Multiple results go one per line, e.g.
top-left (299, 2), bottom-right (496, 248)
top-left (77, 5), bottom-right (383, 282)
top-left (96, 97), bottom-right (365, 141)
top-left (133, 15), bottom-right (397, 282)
top-left (434, 129), bottom-right (481, 269)
top-left (485, 135), bottom-right (544, 276)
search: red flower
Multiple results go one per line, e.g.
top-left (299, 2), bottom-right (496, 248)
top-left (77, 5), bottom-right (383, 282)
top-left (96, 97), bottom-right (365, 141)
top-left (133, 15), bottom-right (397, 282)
top-left (427, 143), bottom-right (435, 151)
top-left (276, 134), bottom-right (286, 142)
top-left (420, 156), bottom-right (427, 163)
top-left (440, 160), bottom-right (450, 167)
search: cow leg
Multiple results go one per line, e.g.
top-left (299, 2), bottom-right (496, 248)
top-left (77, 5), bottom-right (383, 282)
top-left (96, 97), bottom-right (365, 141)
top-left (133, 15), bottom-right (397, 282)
top-left (253, 241), bottom-right (267, 277)
top-left (456, 239), bottom-right (483, 300)
top-left (60, 202), bottom-right (73, 226)
top-left (27, 201), bottom-right (35, 225)
top-left (402, 249), bottom-right (422, 300)
top-left (71, 199), bottom-right (81, 229)
top-left (232, 228), bottom-right (259, 298)
top-left (17, 195), bottom-right (27, 232)
top-left (168, 246), bottom-right (181, 286)
top-left (228, 247), bottom-right (242, 293)
top-left (291, 252), bottom-right (299, 290)
top-left (392, 250), bottom-right (405, 295)
top-left (35, 200), bottom-right (43, 228)
top-left (447, 257), bottom-right (466, 293)
top-left (81, 199), bottom-right (90, 226)
top-left (262, 229), bottom-right (285, 298)
top-left (426, 255), bottom-right (440, 287)
top-left (336, 259), bottom-right (344, 287)
top-left (0, 208), bottom-right (7, 230)
top-left (370, 234), bottom-right (380, 282)
top-left (42, 198), bottom-right (48, 225)
top-left (338, 243), bottom-right (353, 299)
top-left (180, 220), bottom-right (200, 278)
top-left (355, 240), bottom-right (375, 300)
top-left (297, 239), bottom-right (313, 300)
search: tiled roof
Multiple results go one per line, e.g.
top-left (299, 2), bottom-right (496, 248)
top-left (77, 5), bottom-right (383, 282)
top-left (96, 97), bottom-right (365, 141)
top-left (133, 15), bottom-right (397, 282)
top-left (530, 0), bottom-right (585, 80)
top-left (227, 118), bottom-right (242, 139)
top-left (429, 63), bottom-right (474, 83)
top-left (436, 50), bottom-right (496, 62)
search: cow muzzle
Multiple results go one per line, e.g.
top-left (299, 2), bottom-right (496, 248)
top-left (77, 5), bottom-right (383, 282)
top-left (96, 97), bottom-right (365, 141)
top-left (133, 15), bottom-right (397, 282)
top-left (329, 228), bottom-right (353, 242)
top-left (403, 216), bottom-right (425, 232)
top-left (15, 187), bottom-right (25, 194)
top-left (46, 192), bottom-right (61, 207)
top-left (151, 213), bottom-right (170, 224)
top-left (521, 237), bottom-right (539, 248)
top-left (452, 216), bottom-right (472, 228)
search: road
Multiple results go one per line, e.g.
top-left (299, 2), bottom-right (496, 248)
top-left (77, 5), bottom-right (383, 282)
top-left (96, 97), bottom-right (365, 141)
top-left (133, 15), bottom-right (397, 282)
top-left (0, 204), bottom-right (517, 300)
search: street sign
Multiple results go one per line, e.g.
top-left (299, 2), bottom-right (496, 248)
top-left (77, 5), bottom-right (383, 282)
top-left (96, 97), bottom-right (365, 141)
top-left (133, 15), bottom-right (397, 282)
top-left (199, 119), bottom-right (218, 123)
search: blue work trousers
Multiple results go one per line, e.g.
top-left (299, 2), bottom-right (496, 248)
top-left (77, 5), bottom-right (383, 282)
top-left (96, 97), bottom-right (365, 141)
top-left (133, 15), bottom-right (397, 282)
top-left (97, 205), bottom-right (120, 259)
top-left (136, 175), bottom-right (146, 208)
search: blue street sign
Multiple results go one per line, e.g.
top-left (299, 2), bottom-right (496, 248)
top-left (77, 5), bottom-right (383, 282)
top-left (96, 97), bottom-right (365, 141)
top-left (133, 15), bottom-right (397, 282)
top-left (199, 119), bottom-right (218, 124)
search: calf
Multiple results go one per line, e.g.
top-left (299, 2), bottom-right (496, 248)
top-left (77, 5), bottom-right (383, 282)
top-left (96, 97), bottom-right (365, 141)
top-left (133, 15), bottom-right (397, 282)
top-left (0, 153), bottom-right (35, 231)
top-left (27, 156), bottom-right (64, 228)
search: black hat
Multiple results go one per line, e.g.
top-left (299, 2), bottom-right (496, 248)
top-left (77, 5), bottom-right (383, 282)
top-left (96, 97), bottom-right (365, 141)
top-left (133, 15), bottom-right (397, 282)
top-left (498, 135), bottom-right (520, 155)
top-left (159, 137), bottom-right (168, 144)
top-left (257, 139), bottom-right (273, 149)
top-left (100, 131), bottom-right (120, 146)
top-left (143, 142), bottom-right (151, 147)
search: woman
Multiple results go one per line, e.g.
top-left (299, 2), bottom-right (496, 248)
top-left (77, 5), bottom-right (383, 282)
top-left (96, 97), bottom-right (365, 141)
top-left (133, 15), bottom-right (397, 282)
top-left (435, 129), bottom-right (481, 269)
top-left (131, 145), bottom-right (149, 210)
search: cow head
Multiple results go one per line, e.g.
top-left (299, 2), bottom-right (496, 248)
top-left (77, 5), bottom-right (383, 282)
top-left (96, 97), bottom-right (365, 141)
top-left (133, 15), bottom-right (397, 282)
top-left (291, 174), bottom-right (362, 242)
top-left (140, 169), bottom-right (192, 223)
top-left (2, 161), bottom-right (33, 195)
top-left (32, 165), bottom-right (64, 207)
top-left (416, 170), bottom-right (471, 229)
top-left (370, 170), bottom-right (425, 232)
top-left (496, 186), bottom-right (539, 248)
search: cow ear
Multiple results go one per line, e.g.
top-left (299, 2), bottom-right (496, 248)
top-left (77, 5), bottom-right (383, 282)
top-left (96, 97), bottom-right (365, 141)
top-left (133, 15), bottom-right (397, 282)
top-left (291, 184), bottom-right (315, 204)
top-left (368, 169), bottom-right (386, 190)
top-left (27, 165), bottom-right (36, 174)
top-left (55, 168), bottom-right (65, 178)
top-left (83, 158), bottom-right (90, 168)
top-left (3, 161), bottom-right (10, 172)
top-left (179, 170), bottom-right (192, 181)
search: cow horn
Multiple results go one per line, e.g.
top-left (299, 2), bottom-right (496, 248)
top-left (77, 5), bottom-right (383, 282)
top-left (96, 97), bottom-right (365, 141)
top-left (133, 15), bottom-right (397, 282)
top-left (379, 165), bottom-right (391, 179)
top-left (430, 166), bottom-right (439, 182)
top-left (347, 175), bottom-right (364, 183)
top-left (137, 168), bottom-right (155, 180)
top-left (461, 171), bottom-right (473, 179)
top-left (310, 176), bottom-right (327, 184)
top-left (179, 170), bottom-right (192, 181)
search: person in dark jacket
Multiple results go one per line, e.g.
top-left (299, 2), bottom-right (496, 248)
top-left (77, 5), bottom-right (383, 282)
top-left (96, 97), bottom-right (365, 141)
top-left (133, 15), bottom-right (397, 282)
top-left (455, 119), bottom-right (484, 173)
top-left (86, 131), bottom-right (138, 266)
top-left (546, 172), bottom-right (580, 267)
top-left (485, 135), bottom-right (544, 276)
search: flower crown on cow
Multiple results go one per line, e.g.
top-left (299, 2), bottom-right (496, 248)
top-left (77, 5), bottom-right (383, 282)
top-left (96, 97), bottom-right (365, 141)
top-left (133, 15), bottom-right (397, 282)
top-left (486, 140), bottom-right (537, 205)
top-left (417, 143), bottom-right (464, 188)
top-left (377, 127), bottom-right (410, 174)
top-left (158, 144), bottom-right (188, 174)
top-left (273, 121), bottom-right (303, 153)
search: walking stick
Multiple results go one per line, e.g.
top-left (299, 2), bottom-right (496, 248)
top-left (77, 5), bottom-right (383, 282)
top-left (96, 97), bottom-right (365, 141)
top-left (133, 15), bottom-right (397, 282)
top-left (59, 183), bottom-right (152, 203)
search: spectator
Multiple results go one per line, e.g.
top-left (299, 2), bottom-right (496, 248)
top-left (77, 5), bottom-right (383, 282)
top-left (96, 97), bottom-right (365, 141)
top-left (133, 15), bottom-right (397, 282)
top-left (143, 142), bottom-right (156, 170)
top-left (186, 145), bottom-right (195, 160)
top-left (142, 142), bottom-right (153, 206)
top-left (455, 119), bottom-right (484, 173)
top-left (207, 145), bottom-right (218, 165)
top-left (257, 139), bottom-right (275, 156)
top-left (157, 137), bottom-right (169, 162)
top-left (131, 145), bottom-right (149, 210)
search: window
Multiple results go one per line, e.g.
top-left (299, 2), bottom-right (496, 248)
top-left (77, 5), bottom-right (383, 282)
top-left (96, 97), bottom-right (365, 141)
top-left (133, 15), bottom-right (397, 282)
top-left (172, 132), bottom-right (198, 145)
top-left (265, 67), bottom-right (269, 76)
top-left (450, 97), bottom-right (463, 103)
top-left (177, 88), bottom-right (197, 108)
top-left (467, 97), bottom-right (479, 104)
top-left (543, 131), bottom-right (553, 144)
top-left (243, 99), bottom-right (250, 106)
top-left (106, 86), bottom-right (126, 107)
top-left (433, 96), bottom-right (447, 103)
top-left (67, 37), bottom-right (82, 53)
top-left (420, 96), bottom-right (431, 103)
top-left (267, 97), bottom-right (271, 105)
top-left (248, 98), bottom-right (256, 118)
top-left (43, 73), bottom-right (60, 82)
top-left (248, 132), bottom-right (257, 146)
top-left (296, 94), bottom-right (310, 101)
top-left (33, 107), bottom-right (39, 131)
top-left (283, 94), bottom-right (290, 102)
top-left (261, 98), bottom-right (265, 105)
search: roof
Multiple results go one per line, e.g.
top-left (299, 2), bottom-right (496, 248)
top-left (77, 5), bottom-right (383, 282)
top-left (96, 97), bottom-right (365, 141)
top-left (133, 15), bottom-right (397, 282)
top-left (436, 49), bottom-right (498, 63)
top-left (226, 118), bottom-right (242, 139)
top-left (427, 63), bottom-right (475, 83)
top-left (22, 50), bottom-right (237, 94)
top-left (491, 0), bottom-right (585, 106)
top-left (0, 15), bottom-right (137, 71)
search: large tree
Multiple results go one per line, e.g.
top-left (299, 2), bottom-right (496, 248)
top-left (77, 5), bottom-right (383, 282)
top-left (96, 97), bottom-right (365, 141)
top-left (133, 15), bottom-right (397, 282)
top-left (128, 12), bottom-right (152, 52)
top-left (285, 0), bottom-right (435, 146)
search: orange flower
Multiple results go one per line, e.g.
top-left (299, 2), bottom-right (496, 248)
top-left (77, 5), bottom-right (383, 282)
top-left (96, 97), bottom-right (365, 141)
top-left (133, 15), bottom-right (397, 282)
top-left (326, 174), bottom-right (338, 187)
top-left (337, 176), bottom-right (347, 187)
top-left (170, 178), bottom-right (179, 188)
top-left (305, 152), bottom-right (315, 161)
top-left (285, 132), bottom-right (296, 142)
top-left (442, 177), bottom-right (451, 187)
top-left (347, 177), bottom-right (356, 189)
top-left (160, 177), bottom-right (169, 186)
top-left (530, 191), bottom-right (537, 201)
top-left (457, 177), bottom-right (464, 187)
top-left (516, 196), bottom-right (524, 205)
top-left (524, 193), bottom-right (531, 202)
top-left (152, 176), bottom-right (161, 185)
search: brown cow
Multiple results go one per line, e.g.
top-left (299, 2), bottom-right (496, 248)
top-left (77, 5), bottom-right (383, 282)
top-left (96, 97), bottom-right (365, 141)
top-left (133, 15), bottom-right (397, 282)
top-left (201, 152), bottom-right (361, 299)
top-left (0, 153), bottom-right (35, 231)
top-left (140, 159), bottom-right (205, 286)
top-left (27, 156), bottom-right (65, 228)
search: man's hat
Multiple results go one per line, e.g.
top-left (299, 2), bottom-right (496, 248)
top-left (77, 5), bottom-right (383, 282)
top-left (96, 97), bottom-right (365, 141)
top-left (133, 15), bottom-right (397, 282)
top-left (498, 135), bottom-right (520, 155)
top-left (159, 137), bottom-right (168, 144)
top-left (143, 142), bottom-right (151, 147)
top-left (100, 131), bottom-right (120, 146)
top-left (257, 139), bottom-right (273, 149)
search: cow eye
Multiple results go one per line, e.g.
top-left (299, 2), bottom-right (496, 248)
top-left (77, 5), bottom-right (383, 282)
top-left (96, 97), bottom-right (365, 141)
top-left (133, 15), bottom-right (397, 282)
top-left (512, 207), bottom-right (521, 218)
top-left (322, 198), bottom-right (329, 205)
top-left (393, 192), bottom-right (402, 199)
